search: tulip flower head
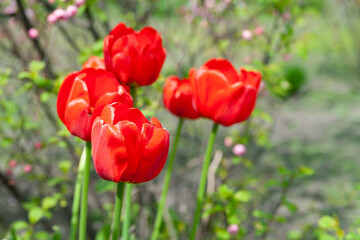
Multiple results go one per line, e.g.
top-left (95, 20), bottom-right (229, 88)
top-left (82, 56), bottom-right (105, 70)
top-left (92, 103), bottom-right (170, 183)
top-left (190, 58), bottom-right (262, 126)
top-left (163, 76), bottom-right (200, 119)
top-left (57, 68), bottom-right (133, 141)
top-left (103, 23), bottom-right (166, 86)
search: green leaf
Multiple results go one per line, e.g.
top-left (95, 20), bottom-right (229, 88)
top-left (12, 220), bottom-right (28, 231)
top-left (95, 179), bottom-right (116, 193)
top-left (215, 228), bottom-right (231, 240)
top-left (18, 71), bottom-right (31, 79)
top-left (95, 224), bottom-right (111, 240)
top-left (298, 166), bottom-right (314, 176)
top-left (34, 231), bottom-right (49, 240)
top-left (29, 61), bottom-right (45, 74)
top-left (234, 190), bottom-right (252, 203)
top-left (40, 92), bottom-right (50, 103)
top-left (318, 216), bottom-right (337, 230)
top-left (42, 196), bottom-right (58, 210)
top-left (284, 200), bottom-right (298, 214)
top-left (29, 207), bottom-right (44, 224)
top-left (218, 184), bottom-right (234, 200)
top-left (58, 160), bottom-right (72, 174)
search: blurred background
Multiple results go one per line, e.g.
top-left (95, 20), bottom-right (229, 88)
top-left (0, 0), bottom-right (359, 239)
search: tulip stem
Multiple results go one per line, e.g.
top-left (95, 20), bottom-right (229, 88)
top-left (190, 123), bottom-right (219, 240)
top-left (70, 145), bottom-right (87, 240)
top-left (121, 84), bottom-right (137, 240)
top-left (122, 183), bottom-right (132, 240)
top-left (112, 182), bottom-right (125, 240)
top-left (79, 141), bottom-right (92, 240)
top-left (151, 118), bottom-right (184, 240)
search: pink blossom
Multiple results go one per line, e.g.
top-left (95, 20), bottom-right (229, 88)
top-left (53, 9), bottom-right (69, 21)
top-left (233, 144), bottom-right (246, 156)
top-left (66, 5), bottom-right (78, 17)
top-left (254, 26), bottom-right (264, 36)
top-left (244, 56), bottom-right (252, 64)
top-left (282, 11), bottom-right (291, 21)
top-left (47, 13), bottom-right (57, 24)
top-left (23, 164), bottom-right (33, 173)
top-left (224, 137), bottom-right (233, 147)
top-left (283, 53), bottom-right (291, 61)
top-left (75, 0), bottom-right (86, 7)
top-left (3, 4), bottom-right (17, 15)
top-left (223, 0), bottom-right (231, 3)
top-left (242, 29), bottom-right (252, 40)
top-left (8, 179), bottom-right (15, 186)
top-left (48, 0), bottom-right (55, 4)
top-left (28, 28), bottom-right (39, 39)
top-left (25, 8), bottom-right (34, 19)
top-left (9, 159), bottom-right (17, 168)
top-left (227, 224), bottom-right (239, 235)
top-left (204, 0), bottom-right (215, 8)
top-left (6, 169), bottom-right (13, 177)
top-left (34, 141), bottom-right (42, 150)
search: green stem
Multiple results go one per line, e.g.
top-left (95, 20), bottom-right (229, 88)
top-left (112, 182), bottom-right (125, 240)
top-left (70, 145), bottom-right (87, 240)
top-left (122, 184), bottom-right (132, 240)
top-left (79, 141), bottom-right (92, 240)
top-left (120, 84), bottom-right (137, 240)
top-left (151, 118), bottom-right (184, 240)
top-left (190, 123), bottom-right (219, 240)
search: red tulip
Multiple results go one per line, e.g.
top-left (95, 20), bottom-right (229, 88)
top-left (92, 103), bottom-right (170, 183)
top-left (163, 76), bottom-right (200, 119)
top-left (57, 68), bottom-right (133, 141)
top-left (103, 23), bottom-right (166, 86)
top-left (82, 56), bottom-right (105, 69)
top-left (190, 58), bottom-right (262, 126)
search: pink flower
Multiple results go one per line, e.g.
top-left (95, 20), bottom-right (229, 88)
top-left (233, 144), bottom-right (246, 156)
top-left (244, 56), bottom-right (252, 64)
top-left (242, 29), bottom-right (252, 40)
top-left (53, 9), bottom-right (69, 21)
top-left (6, 169), bottom-right (13, 177)
top-left (204, 0), bottom-right (215, 8)
top-left (283, 53), bottom-right (291, 61)
top-left (8, 179), bottom-right (15, 186)
top-left (282, 11), bottom-right (290, 21)
top-left (3, 4), bottom-right (17, 15)
top-left (9, 159), bottom-right (17, 168)
top-left (227, 224), bottom-right (239, 235)
top-left (28, 28), bottom-right (39, 39)
top-left (66, 5), bottom-right (78, 17)
top-left (25, 8), bottom-right (34, 19)
top-left (224, 137), bottom-right (233, 147)
top-left (254, 26), bottom-right (264, 36)
top-left (223, 0), bottom-right (231, 3)
top-left (47, 13), bottom-right (57, 24)
top-left (34, 141), bottom-right (42, 150)
top-left (75, 0), bottom-right (86, 7)
top-left (48, 0), bottom-right (55, 4)
top-left (23, 164), bottom-right (33, 173)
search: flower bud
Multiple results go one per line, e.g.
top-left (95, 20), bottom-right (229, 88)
top-left (233, 144), bottom-right (246, 156)
top-left (227, 224), bottom-right (239, 235)
top-left (28, 28), bottom-right (39, 39)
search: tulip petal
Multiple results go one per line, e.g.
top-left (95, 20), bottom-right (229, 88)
top-left (92, 118), bottom-right (128, 182)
